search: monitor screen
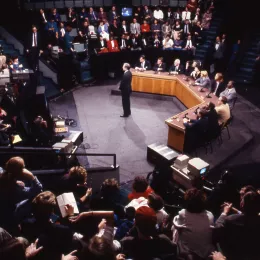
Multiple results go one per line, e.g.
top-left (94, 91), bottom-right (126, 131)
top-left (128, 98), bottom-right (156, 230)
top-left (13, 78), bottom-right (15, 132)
top-left (200, 168), bottom-right (207, 175)
top-left (122, 8), bottom-right (133, 17)
top-left (73, 43), bottom-right (85, 53)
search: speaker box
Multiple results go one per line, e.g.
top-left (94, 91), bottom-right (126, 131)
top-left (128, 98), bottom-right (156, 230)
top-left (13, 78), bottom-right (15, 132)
top-left (141, 0), bottom-right (150, 5)
top-left (147, 143), bottom-right (179, 167)
top-left (103, 0), bottom-right (113, 6)
top-left (132, 0), bottom-right (141, 5)
top-left (151, 0), bottom-right (159, 6)
top-left (84, 0), bottom-right (94, 6)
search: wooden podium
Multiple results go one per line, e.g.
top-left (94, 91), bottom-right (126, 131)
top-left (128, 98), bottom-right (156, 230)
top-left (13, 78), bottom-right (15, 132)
top-left (131, 70), bottom-right (218, 152)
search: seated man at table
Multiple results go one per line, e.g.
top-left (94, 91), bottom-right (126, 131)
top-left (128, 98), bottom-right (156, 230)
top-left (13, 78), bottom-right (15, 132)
top-left (135, 55), bottom-right (151, 71)
top-left (183, 108), bottom-right (209, 151)
top-left (219, 80), bottom-right (237, 109)
top-left (194, 70), bottom-right (211, 92)
top-left (169, 58), bottom-right (184, 75)
top-left (204, 102), bottom-right (221, 138)
top-left (153, 57), bottom-right (166, 72)
top-left (215, 96), bottom-right (231, 125)
top-left (162, 35), bottom-right (174, 50)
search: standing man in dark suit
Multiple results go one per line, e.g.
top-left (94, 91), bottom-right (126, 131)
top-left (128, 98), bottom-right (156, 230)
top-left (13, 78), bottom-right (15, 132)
top-left (213, 36), bottom-right (224, 72)
top-left (26, 25), bottom-right (43, 71)
top-left (119, 63), bottom-right (132, 117)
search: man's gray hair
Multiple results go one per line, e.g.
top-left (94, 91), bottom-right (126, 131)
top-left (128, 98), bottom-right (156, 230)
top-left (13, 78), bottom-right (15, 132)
top-left (123, 63), bottom-right (131, 70)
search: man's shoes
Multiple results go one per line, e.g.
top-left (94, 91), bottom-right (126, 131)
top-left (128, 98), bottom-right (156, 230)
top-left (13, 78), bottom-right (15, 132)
top-left (120, 114), bottom-right (130, 117)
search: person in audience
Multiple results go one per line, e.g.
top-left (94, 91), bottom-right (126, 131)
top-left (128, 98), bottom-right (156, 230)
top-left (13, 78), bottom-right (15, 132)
top-left (0, 157), bottom-right (43, 234)
top-left (201, 9), bottom-right (212, 29)
top-left (172, 20), bottom-right (182, 40)
top-left (133, 6), bottom-right (142, 23)
top-left (210, 72), bottom-right (225, 97)
top-left (162, 34), bottom-right (174, 50)
top-left (141, 20), bottom-right (150, 33)
top-left (98, 7), bottom-right (107, 22)
top-left (130, 18), bottom-right (141, 36)
top-left (195, 70), bottom-right (211, 92)
top-left (143, 5), bottom-right (153, 23)
top-left (162, 20), bottom-right (172, 39)
top-left (110, 19), bottom-right (121, 39)
top-left (121, 206), bottom-right (177, 259)
top-left (130, 34), bottom-right (141, 51)
top-left (67, 8), bottom-right (77, 28)
top-left (153, 34), bottom-right (161, 48)
top-left (182, 6), bottom-right (191, 21)
top-left (80, 20), bottom-right (89, 37)
top-left (39, 9), bottom-right (48, 29)
top-left (135, 55), bottom-right (151, 71)
top-left (172, 188), bottom-right (215, 260)
top-left (184, 35), bottom-right (196, 56)
top-left (128, 176), bottom-right (154, 201)
top-left (58, 22), bottom-right (66, 47)
top-left (193, 20), bottom-right (203, 45)
top-left (173, 36), bottom-right (184, 50)
top-left (121, 20), bottom-right (129, 35)
top-left (60, 166), bottom-right (92, 209)
top-left (120, 34), bottom-right (129, 51)
top-left (182, 19), bottom-right (192, 38)
top-left (107, 36), bottom-right (120, 52)
top-left (185, 60), bottom-right (200, 75)
top-left (192, 7), bottom-right (201, 23)
top-left (169, 58), bottom-right (184, 74)
top-left (153, 6), bottom-right (164, 23)
top-left (151, 19), bottom-right (161, 37)
top-left (88, 7), bottom-right (98, 26)
top-left (97, 35), bottom-right (109, 53)
top-left (21, 191), bottom-right (76, 259)
top-left (50, 8), bottom-right (61, 24)
top-left (187, 0), bottom-right (198, 12)
top-left (220, 80), bottom-right (237, 109)
top-left (108, 5), bottom-right (120, 23)
top-left (165, 7), bottom-right (174, 24)
top-left (174, 8), bottom-right (182, 21)
top-left (141, 35), bottom-right (151, 49)
top-left (98, 20), bottom-right (109, 40)
top-left (190, 65), bottom-right (201, 79)
top-left (79, 7), bottom-right (88, 23)
top-left (9, 56), bottom-right (22, 71)
top-left (214, 191), bottom-right (260, 260)
top-left (215, 96), bottom-right (231, 125)
top-left (45, 16), bottom-right (58, 46)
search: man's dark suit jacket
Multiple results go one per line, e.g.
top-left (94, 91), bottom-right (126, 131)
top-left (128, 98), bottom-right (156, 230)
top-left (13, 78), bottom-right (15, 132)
top-left (119, 70), bottom-right (132, 95)
top-left (205, 108), bottom-right (220, 137)
top-left (169, 64), bottom-right (184, 74)
top-left (184, 117), bottom-right (208, 135)
top-left (210, 80), bottom-right (225, 96)
top-left (213, 42), bottom-right (224, 59)
top-left (153, 63), bottom-right (166, 72)
top-left (135, 60), bottom-right (151, 70)
top-left (26, 32), bottom-right (42, 51)
top-left (214, 213), bottom-right (260, 260)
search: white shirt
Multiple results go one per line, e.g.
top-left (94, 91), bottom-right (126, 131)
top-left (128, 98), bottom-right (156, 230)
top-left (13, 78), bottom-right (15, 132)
top-left (153, 10), bottom-right (164, 20)
top-left (60, 28), bottom-right (65, 37)
top-left (111, 40), bottom-right (115, 48)
top-left (182, 11), bottom-right (191, 20)
top-left (163, 38), bottom-right (173, 48)
top-left (123, 25), bottom-right (126, 32)
top-left (214, 82), bottom-right (220, 95)
top-left (215, 42), bottom-right (220, 50)
top-left (42, 13), bottom-right (47, 23)
top-left (184, 24), bottom-right (190, 34)
top-left (101, 40), bottom-right (104, 47)
top-left (167, 12), bottom-right (172, 18)
top-left (121, 39), bottom-right (126, 48)
top-left (185, 40), bottom-right (193, 48)
top-left (143, 39), bottom-right (146, 46)
top-left (32, 33), bottom-right (37, 47)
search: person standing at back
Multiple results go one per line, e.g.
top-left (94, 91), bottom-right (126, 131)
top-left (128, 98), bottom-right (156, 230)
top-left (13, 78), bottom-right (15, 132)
top-left (119, 63), bottom-right (132, 118)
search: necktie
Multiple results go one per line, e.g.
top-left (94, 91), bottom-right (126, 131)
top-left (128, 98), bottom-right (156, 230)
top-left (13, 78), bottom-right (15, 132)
top-left (123, 40), bottom-right (125, 47)
top-left (34, 33), bottom-right (37, 47)
top-left (93, 12), bottom-right (96, 20)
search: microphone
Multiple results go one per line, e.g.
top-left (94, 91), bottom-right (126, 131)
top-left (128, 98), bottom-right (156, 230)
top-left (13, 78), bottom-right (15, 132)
top-left (194, 107), bottom-right (199, 115)
top-left (183, 113), bottom-right (189, 119)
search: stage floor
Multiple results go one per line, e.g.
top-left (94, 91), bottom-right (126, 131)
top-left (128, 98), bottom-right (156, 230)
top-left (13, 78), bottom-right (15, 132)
top-left (49, 80), bottom-right (260, 184)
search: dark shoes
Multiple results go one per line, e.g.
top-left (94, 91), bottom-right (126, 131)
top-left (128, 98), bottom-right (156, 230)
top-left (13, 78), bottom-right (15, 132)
top-left (120, 115), bottom-right (129, 117)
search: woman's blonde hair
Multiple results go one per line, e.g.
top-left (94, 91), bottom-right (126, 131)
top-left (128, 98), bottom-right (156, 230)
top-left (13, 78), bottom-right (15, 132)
top-left (200, 70), bottom-right (208, 77)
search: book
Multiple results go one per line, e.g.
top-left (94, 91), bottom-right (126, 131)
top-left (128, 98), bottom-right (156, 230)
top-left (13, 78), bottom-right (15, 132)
top-left (56, 192), bottom-right (79, 218)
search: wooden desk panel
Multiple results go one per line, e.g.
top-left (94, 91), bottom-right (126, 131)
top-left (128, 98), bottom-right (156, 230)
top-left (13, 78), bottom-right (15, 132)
top-left (130, 70), bottom-right (219, 152)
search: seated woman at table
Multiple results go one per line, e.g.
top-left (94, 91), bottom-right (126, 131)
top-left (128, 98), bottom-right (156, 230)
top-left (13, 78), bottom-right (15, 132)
top-left (98, 20), bottom-right (109, 40)
top-left (190, 66), bottom-right (201, 80)
top-left (194, 70), bottom-right (211, 92)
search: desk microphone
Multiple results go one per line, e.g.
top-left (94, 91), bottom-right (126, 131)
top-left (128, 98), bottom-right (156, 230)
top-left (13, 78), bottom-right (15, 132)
top-left (194, 107), bottom-right (200, 115)
top-left (183, 113), bottom-right (189, 119)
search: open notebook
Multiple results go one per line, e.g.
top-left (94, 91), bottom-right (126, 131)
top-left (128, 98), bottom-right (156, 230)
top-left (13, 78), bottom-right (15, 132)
top-left (56, 192), bottom-right (79, 218)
